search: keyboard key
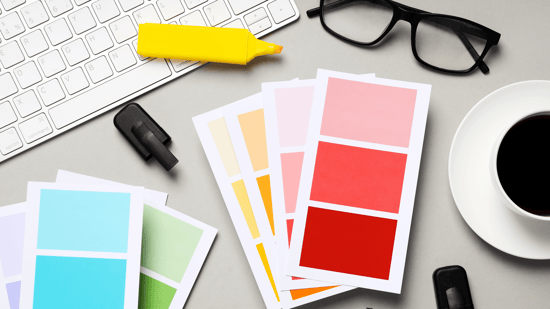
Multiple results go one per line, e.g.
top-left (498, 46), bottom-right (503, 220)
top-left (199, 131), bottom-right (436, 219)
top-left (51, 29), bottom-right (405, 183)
top-left (85, 27), bottom-right (113, 54)
top-left (132, 38), bottom-right (147, 60)
top-left (179, 10), bottom-right (205, 26)
top-left (267, 0), bottom-right (294, 24)
top-left (0, 101), bottom-right (17, 129)
top-left (20, 1), bottom-right (49, 28)
top-left (117, 0), bottom-right (142, 12)
top-left (44, 18), bottom-right (73, 45)
top-left (0, 12), bottom-right (25, 40)
top-left (18, 112), bottom-right (52, 143)
top-left (68, 7), bottom-right (96, 34)
top-left (14, 61), bottom-right (42, 88)
top-left (49, 59), bottom-right (171, 129)
top-left (248, 17), bottom-right (270, 35)
top-left (169, 58), bottom-right (196, 72)
top-left (156, 0), bottom-right (183, 21)
top-left (61, 67), bottom-right (88, 94)
top-left (62, 38), bottom-right (89, 65)
top-left (37, 78), bottom-right (65, 106)
top-left (85, 55), bottom-right (112, 83)
top-left (20, 29), bottom-right (48, 57)
top-left (244, 7), bottom-right (265, 25)
top-left (0, 40), bottom-right (24, 68)
top-left (108, 44), bottom-right (134, 72)
top-left (133, 4), bottom-right (160, 25)
top-left (1, 0), bottom-right (25, 11)
top-left (226, 0), bottom-right (264, 15)
top-left (0, 127), bottom-right (23, 155)
top-left (13, 89), bottom-right (41, 117)
top-left (75, 0), bottom-right (90, 5)
top-left (38, 50), bottom-right (66, 77)
top-left (203, 0), bottom-right (230, 26)
top-left (183, 0), bottom-right (205, 9)
top-left (45, 0), bottom-right (73, 17)
top-left (92, 0), bottom-right (119, 23)
top-left (109, 15), bottom-right (136, 43)
top-left (222, 18), bottom-right (244, 29)
top-left (0, 73), bottom-right (18, 100)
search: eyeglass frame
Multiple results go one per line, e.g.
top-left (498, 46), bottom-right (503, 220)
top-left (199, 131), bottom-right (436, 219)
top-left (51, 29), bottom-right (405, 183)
top-left (307, 0), bottom-right (501, 74)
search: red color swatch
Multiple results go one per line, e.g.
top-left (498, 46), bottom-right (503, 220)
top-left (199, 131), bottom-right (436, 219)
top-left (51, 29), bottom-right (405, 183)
top-left (310, 142), bottom-right (407, 214)
top-left (286, 219), bottom-right (294, 246)
top-left (299, 207), bottom-right (397, 279)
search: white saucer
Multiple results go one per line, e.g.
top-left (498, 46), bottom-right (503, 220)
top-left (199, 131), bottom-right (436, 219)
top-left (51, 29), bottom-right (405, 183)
top-left (449, 80), bottom-right (550, 260)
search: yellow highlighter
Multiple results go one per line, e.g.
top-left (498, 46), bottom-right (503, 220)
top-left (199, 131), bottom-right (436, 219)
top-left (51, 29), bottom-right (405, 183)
top-left (137, 24), bottom-right (283, 65)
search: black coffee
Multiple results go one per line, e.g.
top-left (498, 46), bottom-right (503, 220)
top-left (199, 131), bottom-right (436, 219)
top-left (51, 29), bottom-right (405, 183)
top-left (497, 115), bottom-right (550, 216)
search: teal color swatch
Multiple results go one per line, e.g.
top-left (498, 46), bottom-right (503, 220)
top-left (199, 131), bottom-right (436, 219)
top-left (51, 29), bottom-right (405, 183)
top-left (33, 255), bottom-right (127, 309)
top-left (142, 205), bottom-right (204, 283)
top-left (37, 189), bottom-right (131, 253)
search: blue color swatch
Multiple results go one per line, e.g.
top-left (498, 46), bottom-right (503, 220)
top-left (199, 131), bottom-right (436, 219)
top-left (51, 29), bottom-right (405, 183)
top-left (33, 255), bottom-right (127, 309)
top-left (37, 189), bottom-right (131, 253)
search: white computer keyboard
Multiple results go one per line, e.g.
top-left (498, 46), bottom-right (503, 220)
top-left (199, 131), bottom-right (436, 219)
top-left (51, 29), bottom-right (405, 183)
top-left (0, 0), bottom-right (299, 163)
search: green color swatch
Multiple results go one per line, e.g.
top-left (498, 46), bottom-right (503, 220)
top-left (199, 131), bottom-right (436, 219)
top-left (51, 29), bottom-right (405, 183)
top-left (142, 205), bottom-right (204, 282)
top-left (138, 274), bottom-right (177, 309)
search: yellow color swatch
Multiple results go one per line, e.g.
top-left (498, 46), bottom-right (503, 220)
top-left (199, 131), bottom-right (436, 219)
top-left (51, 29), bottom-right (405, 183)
top-left (238, 109), bottom-right (269, 172)
top-left (232, 180), bottom-right (260, 239)
top-left (289, 286), bottom-right (337, 300)
top-left (208, 118), bottom-right (241, 177)
top-left (257, 175), bottom-right (275, 236)
top-left (256, 243), bottom-right (280, 302)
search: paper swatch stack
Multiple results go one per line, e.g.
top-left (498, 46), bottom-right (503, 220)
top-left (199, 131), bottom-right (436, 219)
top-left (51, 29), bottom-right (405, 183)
top-left (194, 69), bottom-right (431, 309)
top-left (0, 170), bottom-right (217, 309)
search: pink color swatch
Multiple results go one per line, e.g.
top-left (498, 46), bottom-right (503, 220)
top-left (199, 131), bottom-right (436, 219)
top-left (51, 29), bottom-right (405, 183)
top-left (275, 86), bottom-right (315, 147)
top-left (281, 152), bottom-right (305, 213)
top-left (320, 78), bottom-right (417, 148)
top-left (310, 142), bottom-right (407, 214)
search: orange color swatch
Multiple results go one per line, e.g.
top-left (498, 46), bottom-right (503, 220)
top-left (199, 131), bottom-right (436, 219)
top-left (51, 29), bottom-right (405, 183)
top-left (289, 286), bottom-right (337, 300)
top-left (238, 109), bottom-right (269, 172)
top-left (257, 175), bottom-right (275, 235)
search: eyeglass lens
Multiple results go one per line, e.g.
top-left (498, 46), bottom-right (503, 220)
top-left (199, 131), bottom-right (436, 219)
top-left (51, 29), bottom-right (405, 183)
top-left (415, 17), bottom-right (488, 70)
top-left (322, 0), bottom-right (393, 44)
top-left (322, 0), bottom-right (490, 71)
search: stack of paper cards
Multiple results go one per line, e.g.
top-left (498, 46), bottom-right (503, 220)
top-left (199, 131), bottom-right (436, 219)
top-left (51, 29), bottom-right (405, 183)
top-left (193, 69), bottom-right (431, 308)
top-left (0, 171), bottom-right (217, 309)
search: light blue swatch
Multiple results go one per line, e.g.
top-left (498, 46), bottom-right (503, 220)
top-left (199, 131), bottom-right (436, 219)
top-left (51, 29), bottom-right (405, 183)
top-left (37, 189), bottom-right (131, 253)
top-left (33, 255), bottom-right (127, 309)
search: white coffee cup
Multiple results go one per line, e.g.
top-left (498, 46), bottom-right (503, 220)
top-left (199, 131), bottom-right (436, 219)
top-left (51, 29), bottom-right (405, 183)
top-left (489, 110), bottom-right (550, 222)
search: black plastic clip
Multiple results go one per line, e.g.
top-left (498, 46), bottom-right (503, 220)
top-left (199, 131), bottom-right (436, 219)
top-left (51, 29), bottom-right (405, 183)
top-left (433, 265), bottom-right (474, 309)
top-left (114, 103), bottom-right (178, 171)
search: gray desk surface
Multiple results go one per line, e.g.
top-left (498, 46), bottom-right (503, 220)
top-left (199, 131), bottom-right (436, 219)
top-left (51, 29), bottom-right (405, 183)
top-left (2, 0), bottom-right (550, 307)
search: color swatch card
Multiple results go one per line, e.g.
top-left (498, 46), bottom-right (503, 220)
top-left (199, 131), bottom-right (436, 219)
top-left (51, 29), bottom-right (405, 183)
top-left (263, 74), bottom-right (373, 290)
top-left (287, 70), bottom-right (431, 293)
top-left (194, 95), bottom-right (353, 309)
top-left (56, 170), bottom-right (218, 309)
top-left (0, 203), bottom-right (25, 309)
top-left (194, 99), bottom-right (281, 309)
top-left (20, 182), bottom-right (144, 309)
top-left (222, 94), bottom-right (282, 290)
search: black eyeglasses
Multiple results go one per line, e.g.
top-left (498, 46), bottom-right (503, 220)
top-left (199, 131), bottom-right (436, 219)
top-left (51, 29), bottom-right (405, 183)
top-left (307, 0), bottom-right (501, 74)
